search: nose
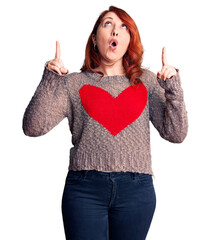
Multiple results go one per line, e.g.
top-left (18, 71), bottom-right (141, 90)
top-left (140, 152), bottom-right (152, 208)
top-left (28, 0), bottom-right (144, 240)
top-left (112, 25), bottom-right (118, 36)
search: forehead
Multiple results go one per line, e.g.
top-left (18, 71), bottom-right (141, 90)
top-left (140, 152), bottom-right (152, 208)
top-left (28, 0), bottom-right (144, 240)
top-left (102, 12), bottom-right (122, 22)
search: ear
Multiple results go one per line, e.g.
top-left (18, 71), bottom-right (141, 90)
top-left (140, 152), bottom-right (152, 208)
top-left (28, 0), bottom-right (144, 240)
top-left (92, 34), bottom-right (96, 44)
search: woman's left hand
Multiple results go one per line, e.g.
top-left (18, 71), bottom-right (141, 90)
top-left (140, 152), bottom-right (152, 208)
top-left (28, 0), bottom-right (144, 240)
top-left (157, 47), bottom-right (177, 81)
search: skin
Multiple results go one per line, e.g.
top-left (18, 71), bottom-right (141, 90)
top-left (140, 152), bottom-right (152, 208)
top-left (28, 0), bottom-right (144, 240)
top-left (157, 47), bottom-right (177, 81)
top-left (91, 11), bottom-right (131, 76)
top-left (47, 41), bottom-right (68, 75)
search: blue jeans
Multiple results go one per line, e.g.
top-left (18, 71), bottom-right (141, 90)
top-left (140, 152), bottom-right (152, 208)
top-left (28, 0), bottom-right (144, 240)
top-left (61, 170), bottom-right (156, 240)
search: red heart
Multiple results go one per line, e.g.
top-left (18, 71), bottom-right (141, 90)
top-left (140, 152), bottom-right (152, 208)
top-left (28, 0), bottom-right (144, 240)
top-left (79, 84), bottom-right (148, 135)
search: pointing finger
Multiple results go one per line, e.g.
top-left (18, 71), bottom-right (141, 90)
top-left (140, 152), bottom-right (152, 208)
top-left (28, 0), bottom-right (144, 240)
top-left (162, 47), bottom-right (168, 66)
top-left (55, 40), bottom-right (61, 59)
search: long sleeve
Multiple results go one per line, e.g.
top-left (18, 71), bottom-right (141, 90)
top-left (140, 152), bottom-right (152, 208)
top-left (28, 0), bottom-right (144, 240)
top-left (22, 63), bottom-right (71, 137)
top-left (148, 69), bottom-right (188, 143)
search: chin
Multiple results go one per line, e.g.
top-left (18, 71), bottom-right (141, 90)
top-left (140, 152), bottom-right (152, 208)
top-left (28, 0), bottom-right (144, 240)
top-left (105, 53), bottom-right (122, 62)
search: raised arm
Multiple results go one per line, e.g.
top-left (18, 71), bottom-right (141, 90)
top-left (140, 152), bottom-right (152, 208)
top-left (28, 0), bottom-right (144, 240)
top-left (22, 41), bottom-right (71, 137)
top-left (149, 47), bottom-right (188, 143)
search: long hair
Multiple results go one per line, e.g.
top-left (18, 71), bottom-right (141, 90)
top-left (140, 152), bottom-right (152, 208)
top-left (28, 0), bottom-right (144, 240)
top-left (80, 6), bottom-right (146, 86)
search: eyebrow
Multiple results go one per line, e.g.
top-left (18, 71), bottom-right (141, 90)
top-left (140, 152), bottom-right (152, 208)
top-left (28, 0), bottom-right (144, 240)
top-left (102, 17), bottom-right (113, 22)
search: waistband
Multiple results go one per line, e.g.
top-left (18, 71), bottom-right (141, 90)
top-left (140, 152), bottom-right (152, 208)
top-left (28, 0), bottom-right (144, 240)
top-left (69, 169), bottom-right (151, 181)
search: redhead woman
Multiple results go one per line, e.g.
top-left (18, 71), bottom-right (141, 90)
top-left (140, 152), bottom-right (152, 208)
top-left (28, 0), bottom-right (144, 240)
top-left (23, 5), bottom-right (188, 240)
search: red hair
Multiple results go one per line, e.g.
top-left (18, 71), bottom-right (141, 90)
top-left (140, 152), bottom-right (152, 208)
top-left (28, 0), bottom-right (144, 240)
top-left (80, 6), bottom-right (146, 86)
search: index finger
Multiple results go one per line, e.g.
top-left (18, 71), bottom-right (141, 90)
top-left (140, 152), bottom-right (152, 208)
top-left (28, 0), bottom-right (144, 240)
top-left (55, 40), bottom-right (61, 59)
top-left (162, 47), bottom-right (168, 66)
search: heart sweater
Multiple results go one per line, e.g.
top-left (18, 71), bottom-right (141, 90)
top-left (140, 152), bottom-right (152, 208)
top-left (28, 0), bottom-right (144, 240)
top-left (22, 62), bottom-right (188, 176)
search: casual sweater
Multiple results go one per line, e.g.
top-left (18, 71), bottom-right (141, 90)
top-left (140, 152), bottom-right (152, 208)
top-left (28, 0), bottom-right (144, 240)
top-left (22, 62), bottom-right (188, 176)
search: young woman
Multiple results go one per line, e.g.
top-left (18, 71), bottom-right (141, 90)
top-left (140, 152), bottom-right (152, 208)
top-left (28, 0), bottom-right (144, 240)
top-left (23, 6), bottom-right (188, 240)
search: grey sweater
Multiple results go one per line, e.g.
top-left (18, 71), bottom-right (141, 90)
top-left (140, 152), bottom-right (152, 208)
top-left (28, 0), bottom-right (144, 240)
top-left (22, 63), bottom-right (188, 175)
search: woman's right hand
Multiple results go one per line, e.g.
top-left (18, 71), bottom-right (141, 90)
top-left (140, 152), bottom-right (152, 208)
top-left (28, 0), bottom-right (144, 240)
top-left (47, 41), bottom-right (68, 75)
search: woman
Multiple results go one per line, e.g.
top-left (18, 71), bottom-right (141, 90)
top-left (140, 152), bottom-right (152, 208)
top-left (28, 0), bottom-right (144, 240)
top-left (22, 6), bottom-right (188, 240)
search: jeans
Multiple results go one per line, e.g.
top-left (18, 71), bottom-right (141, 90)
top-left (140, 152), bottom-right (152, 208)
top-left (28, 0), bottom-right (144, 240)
top-left (61, 169), bottom-right (156, 240)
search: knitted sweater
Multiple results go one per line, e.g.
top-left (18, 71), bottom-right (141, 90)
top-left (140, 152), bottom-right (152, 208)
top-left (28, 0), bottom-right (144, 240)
top-left (22, 62), bottom-right (188, 175)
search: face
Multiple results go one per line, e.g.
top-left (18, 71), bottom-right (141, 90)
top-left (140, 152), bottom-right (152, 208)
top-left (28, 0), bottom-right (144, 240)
top-left (92, 12), bottom-right (130, 66)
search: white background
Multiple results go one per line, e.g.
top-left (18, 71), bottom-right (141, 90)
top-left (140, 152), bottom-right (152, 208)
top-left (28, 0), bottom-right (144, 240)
top-left (1, 0), bottom-right (211, 239)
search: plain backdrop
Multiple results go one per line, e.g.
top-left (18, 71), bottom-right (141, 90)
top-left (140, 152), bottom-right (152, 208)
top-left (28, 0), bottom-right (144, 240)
top-left (1, 0), bottom-right (211, 239)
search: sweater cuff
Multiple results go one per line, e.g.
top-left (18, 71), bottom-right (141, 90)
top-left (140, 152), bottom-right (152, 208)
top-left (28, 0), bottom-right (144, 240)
top-left (44, 61), bottom-right (69, 77)
top-left (157, 68), bottom-right (182, 93)
top-left (38, 62), bottom-right (69, 91)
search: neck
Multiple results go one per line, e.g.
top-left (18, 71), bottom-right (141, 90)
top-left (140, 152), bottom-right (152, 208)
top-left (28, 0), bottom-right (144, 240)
top-left (94, 59), bottom-right (126, 77)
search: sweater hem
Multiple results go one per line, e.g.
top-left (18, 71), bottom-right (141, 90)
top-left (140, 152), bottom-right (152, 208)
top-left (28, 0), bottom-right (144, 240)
top-left (68, 150), bottom-right (154, 176)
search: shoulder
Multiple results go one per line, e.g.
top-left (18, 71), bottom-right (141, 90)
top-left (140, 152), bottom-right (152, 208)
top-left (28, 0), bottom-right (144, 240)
top-left (65, 71), bottom-right (83, 80)
top-left (138, 67), bottom-right (158, 91)
top-left (140, 68), bottom-right (157, 81)
top-left (63, 71), bottom-right (93, 94)
top-left (64, 71), bottom-right (88, 85)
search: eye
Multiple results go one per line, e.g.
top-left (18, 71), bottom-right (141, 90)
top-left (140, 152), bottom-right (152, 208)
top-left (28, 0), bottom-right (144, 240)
top-left (122, 23), bottom-right (128, 29)
top-left (104, 21), bottom-right (111, 26)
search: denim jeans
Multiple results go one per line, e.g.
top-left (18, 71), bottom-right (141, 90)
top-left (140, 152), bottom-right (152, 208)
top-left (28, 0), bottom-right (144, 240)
top-left (61, 169), bottom-right (156, 240)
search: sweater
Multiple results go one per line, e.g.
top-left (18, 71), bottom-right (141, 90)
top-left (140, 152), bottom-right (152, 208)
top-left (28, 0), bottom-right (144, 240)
top-left (22, 62), bottom-right (188, 176)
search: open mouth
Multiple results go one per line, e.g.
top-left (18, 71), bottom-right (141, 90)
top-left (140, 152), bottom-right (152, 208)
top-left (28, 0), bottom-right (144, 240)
top-left (109, 39), bottom-right (118, 50)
